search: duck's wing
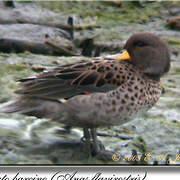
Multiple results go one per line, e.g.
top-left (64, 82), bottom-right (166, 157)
top-left (15, 59), bottom-right (126, 100)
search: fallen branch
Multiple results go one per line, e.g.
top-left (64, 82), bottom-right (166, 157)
top-left (0, 18), bottom-right (100, 31)
top-left (74, 37), bottom-right (124, 53)
top-left (97, 132), bottom-right (133, 140)
top-left (45, 40), bottom-right (79, 56)
top-left (0, 38), bottom-right (76, 56)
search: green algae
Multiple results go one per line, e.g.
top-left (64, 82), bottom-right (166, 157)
top-left (38, 1), bottom-right (167, 26)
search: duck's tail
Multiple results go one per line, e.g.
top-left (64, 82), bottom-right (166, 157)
top-left (0, 97), bottom-right (67, 119)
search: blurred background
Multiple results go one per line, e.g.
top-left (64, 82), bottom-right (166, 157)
top-left (0, 1), bottom-right (180, 165)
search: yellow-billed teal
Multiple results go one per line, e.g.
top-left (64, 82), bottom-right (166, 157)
top-left (1, 32), bottom-right (171, 159)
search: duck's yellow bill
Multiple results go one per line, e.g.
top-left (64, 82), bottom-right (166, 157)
top-left (113, 50), bottom-right (131, 61)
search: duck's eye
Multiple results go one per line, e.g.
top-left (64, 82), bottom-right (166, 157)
top-left (134, 41), bottom-right (146, 47)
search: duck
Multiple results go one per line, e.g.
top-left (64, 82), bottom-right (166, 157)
top-left (1, 32), bottom-right (171, 159)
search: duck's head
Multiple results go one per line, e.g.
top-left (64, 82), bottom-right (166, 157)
top-left (115, 32), bottom-right (171, 79)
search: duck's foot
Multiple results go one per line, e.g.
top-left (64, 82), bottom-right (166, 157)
top-left (80, 136), bottom-right (105, 156)
top-left (91, 139), bottom-right (105, 156)
top-left (81, 128), bottom-right (116, 162)
top-left (80, 136), bottom-right (114, 161)
top-left (81, 128), bottom-right (92, 159)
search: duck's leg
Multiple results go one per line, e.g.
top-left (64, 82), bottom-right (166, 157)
top-left (90, 128), bottom-right (104, 154)
top-left (90, 128), bottom-right (114, 161)
top-left (82, 128), bottom-right (113, 161)
top-left (83, 128), bottom-right (91, 157)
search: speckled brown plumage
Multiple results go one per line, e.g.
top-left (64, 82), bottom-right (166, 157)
top-left (1, 32), bottom-right (171, 158)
